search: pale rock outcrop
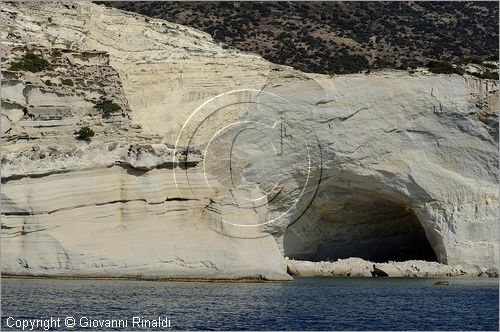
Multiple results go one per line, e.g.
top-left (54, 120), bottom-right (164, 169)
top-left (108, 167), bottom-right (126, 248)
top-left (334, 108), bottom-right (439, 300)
top-left (1, 1), bottom-right (498, 280)
top-left (286, 258), bottom-right (374, 277)
top-left (286, 258), bottom-right (481, 278)
top-left (1, 140), bottom-right (288, 280)
top-left (485, 267), bottom-right (499, 278)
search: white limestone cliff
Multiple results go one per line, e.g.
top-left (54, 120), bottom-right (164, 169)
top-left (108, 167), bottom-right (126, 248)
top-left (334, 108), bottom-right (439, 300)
top-left (1, 1), bottom-right (498, 280)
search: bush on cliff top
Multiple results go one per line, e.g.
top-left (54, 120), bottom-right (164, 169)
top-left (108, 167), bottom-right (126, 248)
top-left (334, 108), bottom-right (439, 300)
top-left (470, 71), bottom-right (499, 80)
top-left (426, 60), bottom-right (463, 75)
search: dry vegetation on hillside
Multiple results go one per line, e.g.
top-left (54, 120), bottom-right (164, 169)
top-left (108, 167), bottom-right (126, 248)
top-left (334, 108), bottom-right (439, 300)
top-left (102, 1), bottom-right (499, 75)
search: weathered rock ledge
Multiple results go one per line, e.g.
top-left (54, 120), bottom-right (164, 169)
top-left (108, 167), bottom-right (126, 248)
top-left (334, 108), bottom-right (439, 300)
top-left (286, 258), bottom-right (499, 278)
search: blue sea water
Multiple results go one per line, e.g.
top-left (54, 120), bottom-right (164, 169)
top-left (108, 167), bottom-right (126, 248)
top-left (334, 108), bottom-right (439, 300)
top-left (1, 277), bottom-right (498, 330)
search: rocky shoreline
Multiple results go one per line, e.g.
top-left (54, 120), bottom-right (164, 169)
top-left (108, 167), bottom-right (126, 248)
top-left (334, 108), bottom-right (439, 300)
top-left (286, 258), bottom-right (499, 278)
top-left (0, 274), bottom-right (285, 283)
top-left (3, 257), bottom-right (499, 281)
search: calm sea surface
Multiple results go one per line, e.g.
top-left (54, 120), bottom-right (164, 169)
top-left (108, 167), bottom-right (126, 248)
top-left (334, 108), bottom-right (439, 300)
top-left (1, 277), bottom-right (498, 330)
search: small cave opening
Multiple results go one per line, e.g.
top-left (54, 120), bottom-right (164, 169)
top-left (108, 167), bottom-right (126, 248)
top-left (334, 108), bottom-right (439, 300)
top-left (283, 190), bottom-right (438, 263)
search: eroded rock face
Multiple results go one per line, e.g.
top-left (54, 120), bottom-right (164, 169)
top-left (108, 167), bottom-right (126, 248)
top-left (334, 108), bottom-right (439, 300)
top-left (1, 1), bottom-right (498, 279)
top-left (286, 258), bottom-right (487, 278)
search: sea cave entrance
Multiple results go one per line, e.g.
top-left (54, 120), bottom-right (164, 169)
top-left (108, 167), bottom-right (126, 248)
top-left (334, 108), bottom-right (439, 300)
top-left (283, 188), bottom-right (438, 263)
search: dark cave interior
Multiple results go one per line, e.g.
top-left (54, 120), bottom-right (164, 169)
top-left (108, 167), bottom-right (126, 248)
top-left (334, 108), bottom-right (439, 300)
top-left (283, 192), bottom-right (438, 263)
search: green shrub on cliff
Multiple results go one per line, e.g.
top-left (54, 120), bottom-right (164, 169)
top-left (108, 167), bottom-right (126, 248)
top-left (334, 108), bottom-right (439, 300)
top-left (10, 52), bottom-right (50, 72)
top-left (77, 126), bottom-right (95, 140)
top-left (470, 71), bottom-right (499, 80)
top-left (93, 100), bottom-right (121, 118)
top-left (426, 61), bottom-right (463, 75)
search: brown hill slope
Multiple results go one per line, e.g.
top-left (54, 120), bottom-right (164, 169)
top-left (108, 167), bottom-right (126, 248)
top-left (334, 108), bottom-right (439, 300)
top-left (102, 1), bottom-right (499, 74)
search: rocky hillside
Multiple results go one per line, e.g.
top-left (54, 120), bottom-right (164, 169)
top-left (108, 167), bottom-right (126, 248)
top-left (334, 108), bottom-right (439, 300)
top-left (103, 1), bottom-right (499, 74)
top-left (1, 45), bottom-right (132, 142)
top-left (1, 1), bottom-right (498, 280)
